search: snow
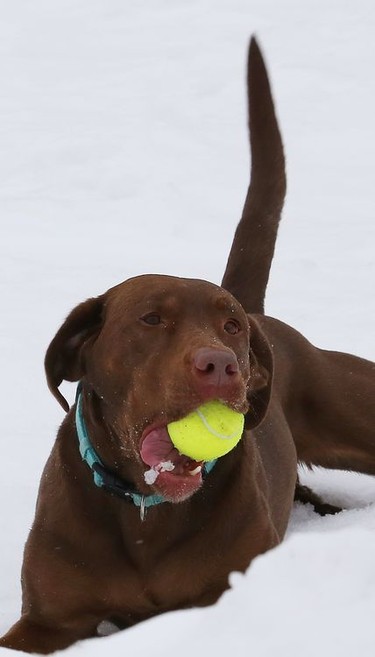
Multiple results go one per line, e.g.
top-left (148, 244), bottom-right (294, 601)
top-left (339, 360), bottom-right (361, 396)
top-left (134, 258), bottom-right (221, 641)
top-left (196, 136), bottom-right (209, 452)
top-left (144, 462), bottom-right (176, 485)
top-left (1, 0), bottom-right (375, 655)
top-left (144, 468), bottom-right (159, 485)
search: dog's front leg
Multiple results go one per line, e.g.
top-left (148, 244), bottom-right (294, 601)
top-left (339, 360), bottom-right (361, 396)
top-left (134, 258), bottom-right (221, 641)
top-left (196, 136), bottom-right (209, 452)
top-left (0, 614), bottom-right (100, 654)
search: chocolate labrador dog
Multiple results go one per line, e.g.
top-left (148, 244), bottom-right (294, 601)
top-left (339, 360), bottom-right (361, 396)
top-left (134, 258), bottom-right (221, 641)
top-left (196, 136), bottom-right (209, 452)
top-left (1, 38), bottom-right (374, 654)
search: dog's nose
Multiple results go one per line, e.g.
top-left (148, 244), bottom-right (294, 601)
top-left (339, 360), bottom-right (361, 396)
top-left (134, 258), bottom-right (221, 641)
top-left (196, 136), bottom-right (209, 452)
top-left (193, 347), bottom-right (239, 387)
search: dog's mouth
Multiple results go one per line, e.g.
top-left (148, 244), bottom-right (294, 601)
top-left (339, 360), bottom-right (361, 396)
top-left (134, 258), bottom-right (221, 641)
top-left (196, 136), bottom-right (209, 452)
top-left (140, 426), bottom-right (205, 502)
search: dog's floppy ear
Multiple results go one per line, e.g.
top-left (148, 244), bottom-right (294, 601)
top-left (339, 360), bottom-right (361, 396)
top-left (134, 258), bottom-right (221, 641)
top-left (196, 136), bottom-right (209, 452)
top-left (246, 315), bottom-right (274, 429)
top-left (44, 295), bottom-right (105, 412)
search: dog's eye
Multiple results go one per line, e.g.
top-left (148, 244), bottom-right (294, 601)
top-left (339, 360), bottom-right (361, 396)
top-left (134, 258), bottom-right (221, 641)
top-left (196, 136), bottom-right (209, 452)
top-left (224, 319), bottom-right (241, 335)
top-left (141, 313), bottom-right (162, 326)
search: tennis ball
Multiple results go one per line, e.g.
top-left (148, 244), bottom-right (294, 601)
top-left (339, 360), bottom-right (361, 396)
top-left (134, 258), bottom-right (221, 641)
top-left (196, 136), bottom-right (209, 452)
top-left (167, 400), bottom-right (244, 462)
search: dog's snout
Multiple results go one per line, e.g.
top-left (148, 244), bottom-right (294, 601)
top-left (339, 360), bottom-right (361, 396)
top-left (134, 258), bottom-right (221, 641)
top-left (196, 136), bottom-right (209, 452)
top-left (193, 347), bottom-right (239, 383)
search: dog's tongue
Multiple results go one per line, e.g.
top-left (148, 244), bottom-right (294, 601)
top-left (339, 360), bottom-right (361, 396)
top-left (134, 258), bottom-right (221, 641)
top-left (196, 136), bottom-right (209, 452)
top-left (140, 427), bottom-right (201, 476)
top-left (141, 426), bottom-right (204, 496)
top-left (140, 427), bottom-right (182, 468)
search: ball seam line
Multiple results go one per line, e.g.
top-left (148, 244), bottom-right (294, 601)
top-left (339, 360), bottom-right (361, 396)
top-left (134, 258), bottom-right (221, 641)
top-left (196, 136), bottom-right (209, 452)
top-left (195, 408), bottom-right (241, 441)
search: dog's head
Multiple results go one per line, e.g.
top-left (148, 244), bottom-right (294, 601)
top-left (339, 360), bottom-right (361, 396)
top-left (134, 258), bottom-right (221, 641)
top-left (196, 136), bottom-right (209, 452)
top-left (45, 274), bottom-right (273, 502)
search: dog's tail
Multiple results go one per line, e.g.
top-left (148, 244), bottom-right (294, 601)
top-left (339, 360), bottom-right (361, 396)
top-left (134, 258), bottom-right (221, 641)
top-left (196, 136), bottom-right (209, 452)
top-left (221, 37), bottom-right (286, 314)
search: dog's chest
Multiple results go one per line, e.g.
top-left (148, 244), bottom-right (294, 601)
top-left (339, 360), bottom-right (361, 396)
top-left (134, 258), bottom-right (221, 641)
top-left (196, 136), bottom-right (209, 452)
top-left (109, 543), bottom-right (224, 617)
top-left (107, 507), bottom-right (260, 618)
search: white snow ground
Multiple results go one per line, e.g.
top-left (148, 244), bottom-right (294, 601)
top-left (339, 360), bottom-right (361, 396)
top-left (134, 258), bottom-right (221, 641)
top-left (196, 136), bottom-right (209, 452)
top-left (1, 1), bottom-right (375, 655)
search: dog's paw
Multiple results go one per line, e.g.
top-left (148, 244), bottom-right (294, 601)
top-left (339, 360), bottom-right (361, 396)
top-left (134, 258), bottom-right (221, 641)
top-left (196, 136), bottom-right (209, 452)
top-left (294, 482), bottom-right (342, 516)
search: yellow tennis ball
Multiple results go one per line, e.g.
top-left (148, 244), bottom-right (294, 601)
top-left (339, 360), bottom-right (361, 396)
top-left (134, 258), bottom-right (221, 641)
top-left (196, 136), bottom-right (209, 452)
top-left (167, 400), bottom-right (244, 462)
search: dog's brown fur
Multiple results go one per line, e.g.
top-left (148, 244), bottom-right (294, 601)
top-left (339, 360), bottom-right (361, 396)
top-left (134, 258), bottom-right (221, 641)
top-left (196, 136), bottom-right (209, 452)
top-left (1, 38), bottom-right (374, 654)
